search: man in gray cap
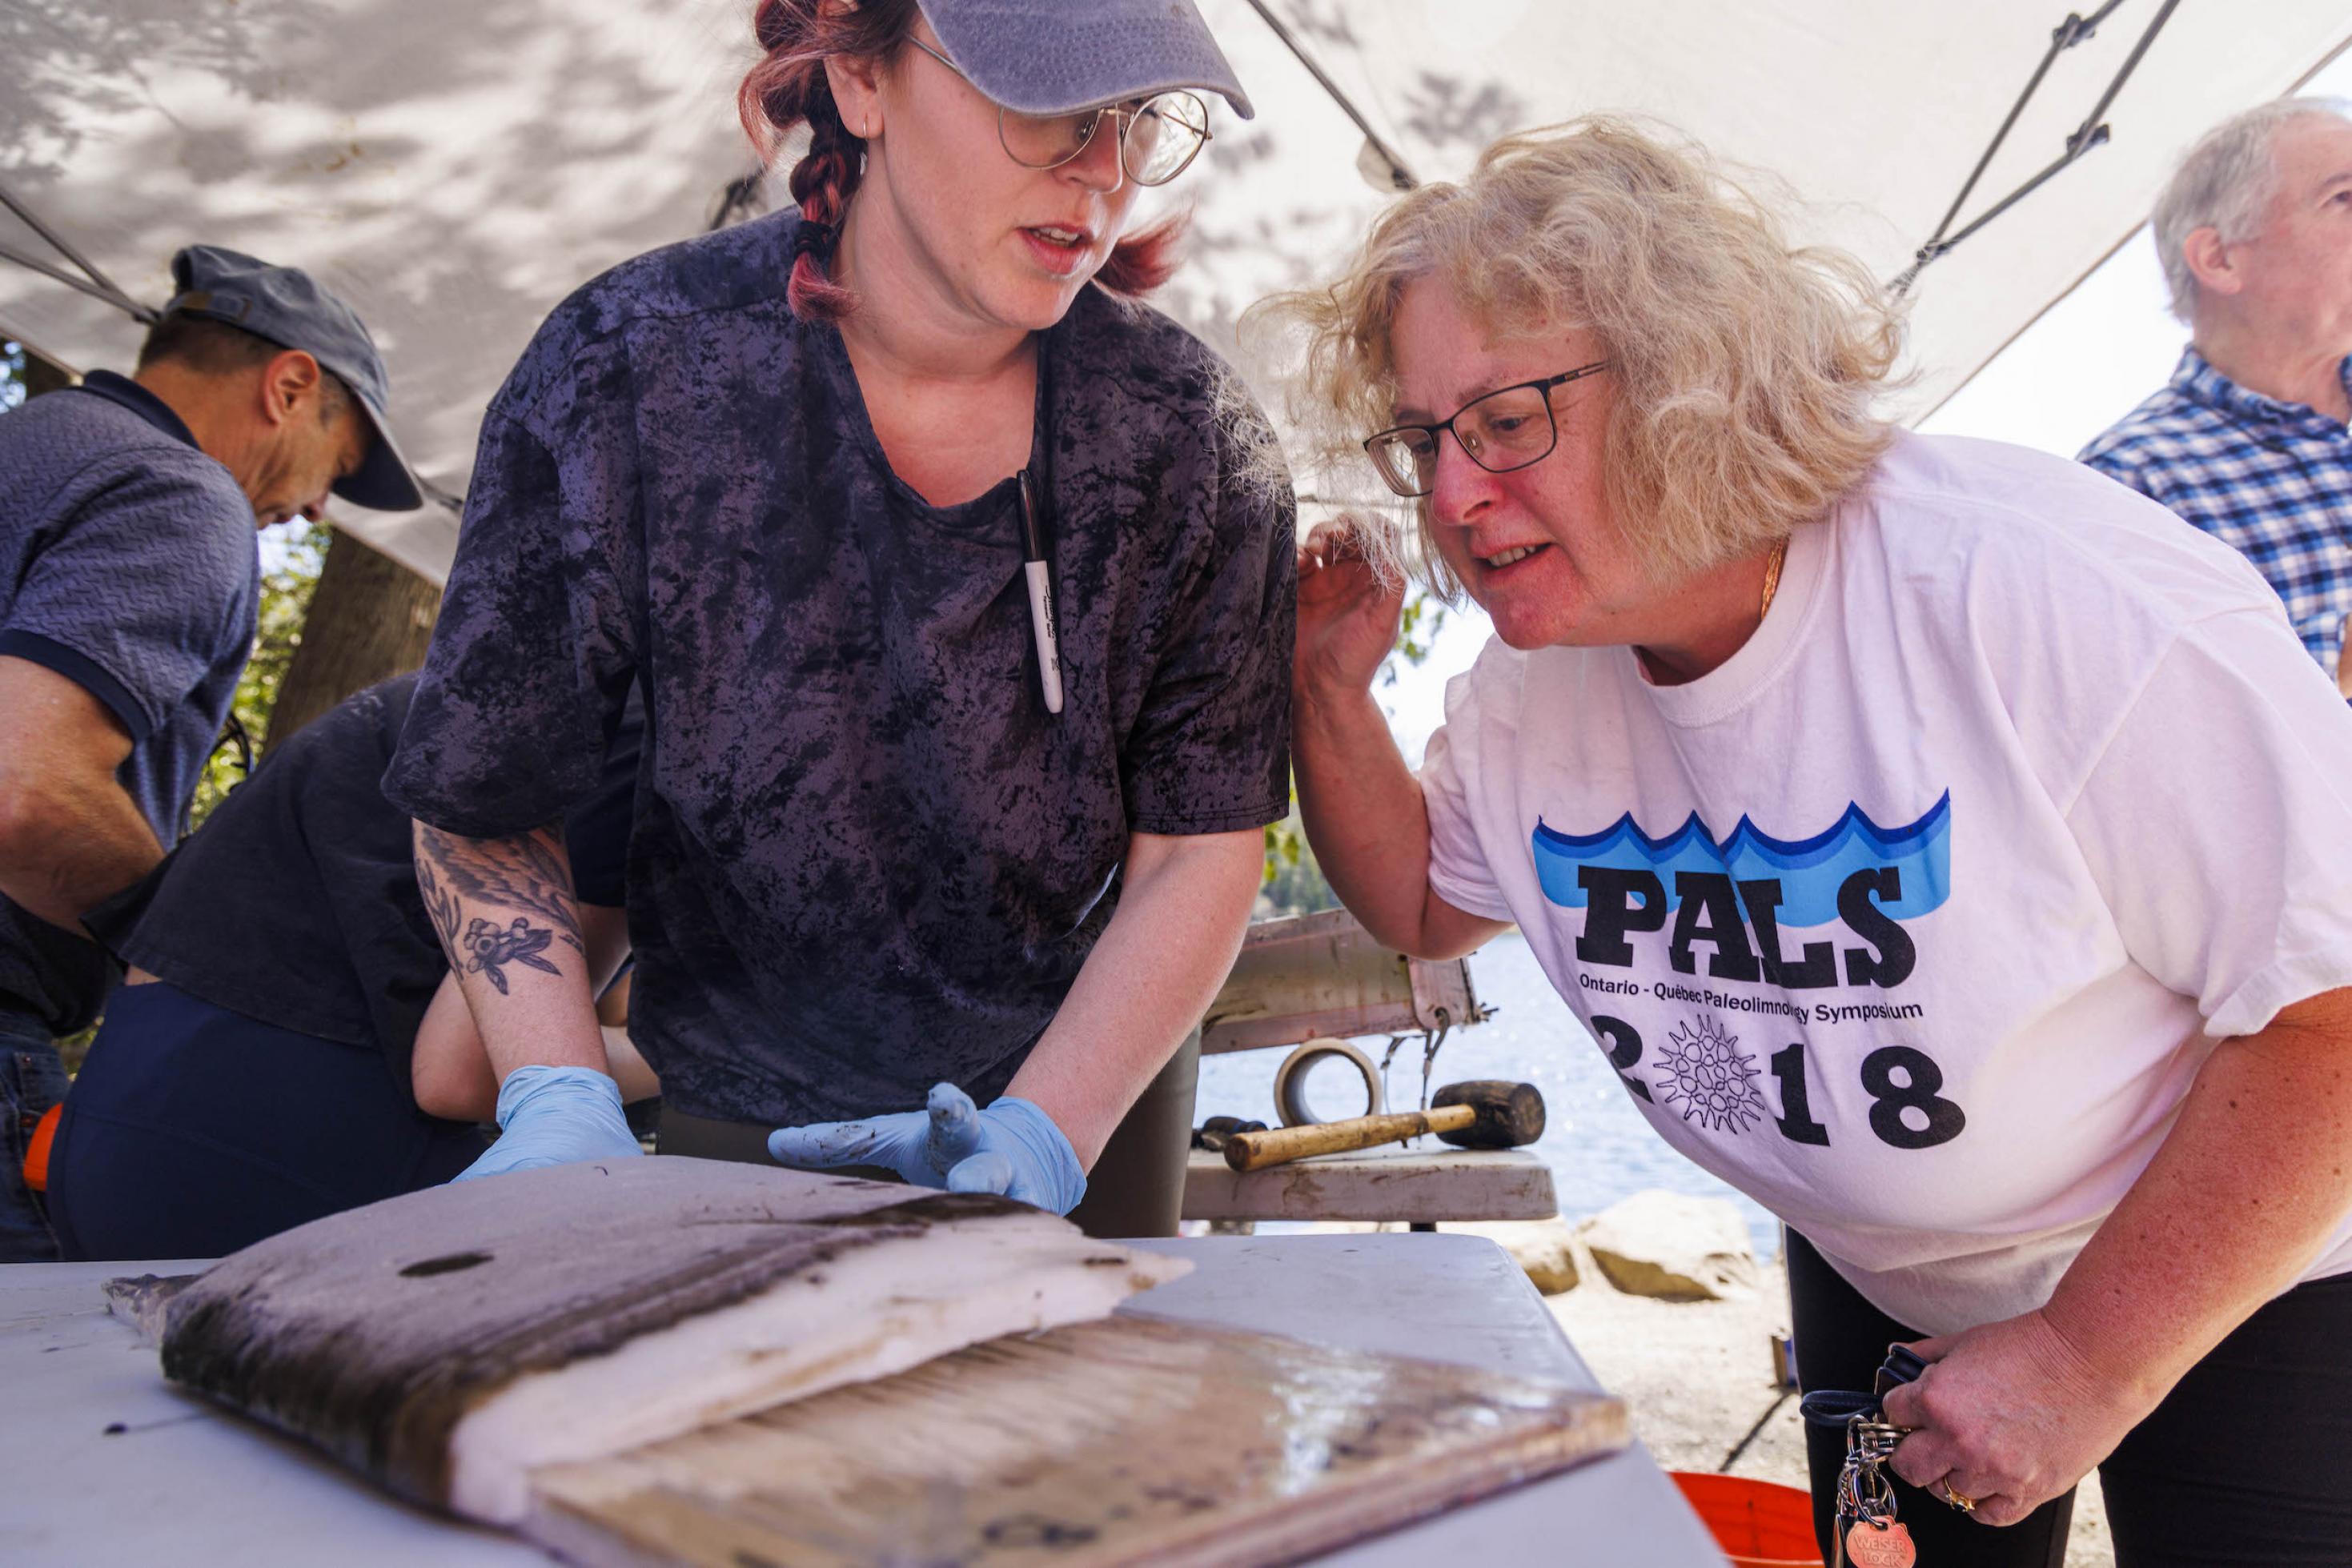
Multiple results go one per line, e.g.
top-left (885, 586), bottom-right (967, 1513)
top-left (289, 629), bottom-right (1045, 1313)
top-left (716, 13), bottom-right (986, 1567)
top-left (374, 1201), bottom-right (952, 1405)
top-left (0, 243), bottom-right (421, 1261)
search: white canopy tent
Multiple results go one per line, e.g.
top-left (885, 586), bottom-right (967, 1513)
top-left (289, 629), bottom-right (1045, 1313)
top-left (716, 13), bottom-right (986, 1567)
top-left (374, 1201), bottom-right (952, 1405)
top-left (4, 0), bottom-right (2346, 584)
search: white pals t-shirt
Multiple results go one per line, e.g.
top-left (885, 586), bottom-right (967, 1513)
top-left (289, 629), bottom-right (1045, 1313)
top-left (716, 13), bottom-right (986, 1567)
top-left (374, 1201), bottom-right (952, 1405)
top-left (1421, 431), bottom-right (2352, 1334)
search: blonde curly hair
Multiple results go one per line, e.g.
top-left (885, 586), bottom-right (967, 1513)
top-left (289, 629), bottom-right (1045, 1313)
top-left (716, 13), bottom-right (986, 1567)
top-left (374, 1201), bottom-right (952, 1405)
top-left (1250, 117), bottom-right (1904, 592)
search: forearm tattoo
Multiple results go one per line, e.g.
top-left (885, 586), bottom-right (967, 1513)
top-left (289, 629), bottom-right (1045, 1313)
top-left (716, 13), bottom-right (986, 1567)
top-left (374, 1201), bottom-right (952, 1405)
top-left (415, 824), bottom-right (587, 996)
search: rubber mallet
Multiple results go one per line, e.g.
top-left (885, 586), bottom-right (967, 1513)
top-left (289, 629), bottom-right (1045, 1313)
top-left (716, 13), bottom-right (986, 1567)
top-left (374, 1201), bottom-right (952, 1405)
top-left (1222, 1080), bottom-right (1546, 1173)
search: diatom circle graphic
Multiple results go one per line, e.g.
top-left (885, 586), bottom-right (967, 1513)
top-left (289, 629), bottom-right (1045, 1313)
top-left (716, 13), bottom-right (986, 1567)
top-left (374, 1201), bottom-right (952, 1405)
top-left (1654, 1015), bottom-right (1765, 1134)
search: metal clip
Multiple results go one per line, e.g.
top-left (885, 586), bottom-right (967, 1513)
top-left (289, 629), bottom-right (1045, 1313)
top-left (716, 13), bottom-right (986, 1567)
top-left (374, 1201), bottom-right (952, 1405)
top-left (1834, 1414), bottom-right (1917, 1566)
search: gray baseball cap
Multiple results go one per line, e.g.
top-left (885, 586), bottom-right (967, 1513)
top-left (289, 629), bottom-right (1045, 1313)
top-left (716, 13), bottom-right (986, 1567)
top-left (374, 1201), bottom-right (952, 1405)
top-left (164, 244), bottom-right (425, 513)
top-left (916, 0), bottom-right (1254, 120)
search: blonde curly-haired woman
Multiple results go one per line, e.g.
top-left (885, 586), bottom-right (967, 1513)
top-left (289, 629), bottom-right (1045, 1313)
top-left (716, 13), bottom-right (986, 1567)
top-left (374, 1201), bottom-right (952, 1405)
top-left (1265, 118), bottom-right (2352, 1565)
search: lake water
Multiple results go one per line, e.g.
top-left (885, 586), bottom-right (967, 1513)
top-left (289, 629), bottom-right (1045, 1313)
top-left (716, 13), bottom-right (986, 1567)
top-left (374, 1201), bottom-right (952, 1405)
top-left (1192, 929), bottom-right (1783, 1261)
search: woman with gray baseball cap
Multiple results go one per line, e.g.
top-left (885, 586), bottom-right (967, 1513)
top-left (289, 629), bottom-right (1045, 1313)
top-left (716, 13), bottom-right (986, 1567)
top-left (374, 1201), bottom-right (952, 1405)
top-left (385, 0), bottom-right (1290, 1234)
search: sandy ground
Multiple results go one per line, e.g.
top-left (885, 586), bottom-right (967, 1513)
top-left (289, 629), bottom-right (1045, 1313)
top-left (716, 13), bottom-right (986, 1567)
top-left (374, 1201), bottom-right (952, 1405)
top-left (1547, 1256), bottom-right (2114, 1567)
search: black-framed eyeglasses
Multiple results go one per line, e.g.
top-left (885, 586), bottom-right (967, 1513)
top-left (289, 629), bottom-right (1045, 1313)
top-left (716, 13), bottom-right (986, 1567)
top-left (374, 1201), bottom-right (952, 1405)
top-left (1363, 360), bottom-right (1612, 499)
top-left (905, 36), bottom-right (1211, 187)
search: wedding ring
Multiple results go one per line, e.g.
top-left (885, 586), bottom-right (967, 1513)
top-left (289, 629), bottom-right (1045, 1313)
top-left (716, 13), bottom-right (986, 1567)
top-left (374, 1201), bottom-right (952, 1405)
top-left (1938, 1480), bottom-right (1978, 1514)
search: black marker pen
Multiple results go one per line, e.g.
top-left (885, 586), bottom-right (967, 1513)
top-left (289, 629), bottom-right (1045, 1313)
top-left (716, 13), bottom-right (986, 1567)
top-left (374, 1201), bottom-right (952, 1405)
top-left (1017, 469), bottom-right (1063, 715)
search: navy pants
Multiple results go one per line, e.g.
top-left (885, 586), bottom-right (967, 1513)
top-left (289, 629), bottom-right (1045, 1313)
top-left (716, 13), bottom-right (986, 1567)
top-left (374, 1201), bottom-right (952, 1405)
top-left (47, 981), bottom-right (484, 1261)
top-left (1791, 1230), bottom-right (2352, 1566)
top-left (0, 1009), bottom-right (68, 1263)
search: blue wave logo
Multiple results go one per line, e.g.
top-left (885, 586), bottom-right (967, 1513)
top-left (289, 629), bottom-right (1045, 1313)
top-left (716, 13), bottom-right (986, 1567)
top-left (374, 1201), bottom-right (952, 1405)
top-left (1532, 793), bottom-right (1951, 929)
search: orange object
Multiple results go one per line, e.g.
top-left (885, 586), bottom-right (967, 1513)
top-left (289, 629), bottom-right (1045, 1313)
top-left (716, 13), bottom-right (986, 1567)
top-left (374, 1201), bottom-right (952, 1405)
top-left (22, 1102), bottom-right (61, 1193)
top-left (1671, 1471), bottom-right (1820, 1567)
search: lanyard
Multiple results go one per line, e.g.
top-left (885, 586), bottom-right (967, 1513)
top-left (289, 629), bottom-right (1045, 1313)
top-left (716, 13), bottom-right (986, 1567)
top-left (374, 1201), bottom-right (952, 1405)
top-left (1014, 339), bottom-right (1062, 716)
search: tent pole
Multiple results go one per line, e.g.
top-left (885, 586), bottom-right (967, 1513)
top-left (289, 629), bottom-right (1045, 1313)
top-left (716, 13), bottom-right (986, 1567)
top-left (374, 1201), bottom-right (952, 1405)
top-left (2066, 0), bottom-right (2181, 151)
top-left (1892, 0), bottom-right (2180, 297)
top-left (1240, 0), bottom-right (1418, 191)
top-left (1921, 2), bottom-right (2124, 255)
top-left (0, 243), bottom-right (146, 316)
top-left (0, 182), bottom-right (157, 323)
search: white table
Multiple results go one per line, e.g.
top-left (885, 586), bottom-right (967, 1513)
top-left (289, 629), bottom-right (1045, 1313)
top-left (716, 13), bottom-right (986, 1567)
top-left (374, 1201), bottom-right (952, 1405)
top-left (0, 1235), bottom-right (1724, 1566)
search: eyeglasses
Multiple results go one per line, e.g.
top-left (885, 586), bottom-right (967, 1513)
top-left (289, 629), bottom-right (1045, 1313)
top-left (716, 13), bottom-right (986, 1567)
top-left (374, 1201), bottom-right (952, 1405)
top-left (905, 36), bottom-right (1212, 187)
top-left (1363, 361), bottom-right (1613, 499)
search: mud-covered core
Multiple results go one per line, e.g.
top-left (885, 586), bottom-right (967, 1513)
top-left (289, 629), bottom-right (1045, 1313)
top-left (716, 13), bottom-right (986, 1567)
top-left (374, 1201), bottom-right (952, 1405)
top-left (156, 1168), bottom-right (1041, 1510)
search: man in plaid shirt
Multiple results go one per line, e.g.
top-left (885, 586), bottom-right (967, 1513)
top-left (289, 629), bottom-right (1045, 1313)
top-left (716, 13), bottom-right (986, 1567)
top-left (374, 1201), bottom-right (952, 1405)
top-left (2081, 98), bottom-right (2352, 693)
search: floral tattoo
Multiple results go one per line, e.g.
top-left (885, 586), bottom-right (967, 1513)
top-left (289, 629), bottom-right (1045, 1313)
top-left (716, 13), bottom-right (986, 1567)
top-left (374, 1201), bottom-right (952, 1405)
top-left (415, 824), bottom-right (587, 993)
top-left (462, 916), bottom-right (564, 995)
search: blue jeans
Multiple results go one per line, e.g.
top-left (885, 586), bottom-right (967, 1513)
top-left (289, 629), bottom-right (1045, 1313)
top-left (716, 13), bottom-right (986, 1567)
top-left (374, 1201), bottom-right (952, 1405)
top-left (0, 1010), bottom-right (66, 1263)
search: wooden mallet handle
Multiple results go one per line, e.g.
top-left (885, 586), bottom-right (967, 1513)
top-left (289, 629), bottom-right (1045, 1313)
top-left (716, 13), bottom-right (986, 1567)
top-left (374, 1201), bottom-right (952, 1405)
top-left (1222, 1105), bottom-right (1477, 1172)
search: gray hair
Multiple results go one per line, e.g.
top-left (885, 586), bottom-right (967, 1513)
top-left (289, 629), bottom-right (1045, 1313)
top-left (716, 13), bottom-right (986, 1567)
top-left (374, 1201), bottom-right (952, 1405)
top-left (2153, 96), bottom-right (2352, 323)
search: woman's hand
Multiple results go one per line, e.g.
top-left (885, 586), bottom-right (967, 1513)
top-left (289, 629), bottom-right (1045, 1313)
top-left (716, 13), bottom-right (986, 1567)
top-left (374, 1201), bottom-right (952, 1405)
top-left (1295, 516), bottom-right (1405, 701)
top-left (768, 1083), bottom-right (1087, 1214)
top-left (453, 1065), bottom-right (644, 1181)
top-left (1880, 1309), bottom-right (2153, 1526)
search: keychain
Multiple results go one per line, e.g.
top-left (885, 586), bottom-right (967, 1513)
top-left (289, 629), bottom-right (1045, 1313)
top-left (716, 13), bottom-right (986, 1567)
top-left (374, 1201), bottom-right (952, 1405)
top-left (1835, 1412), bottom-right (1916, 1566)
top-left (1803, 1344), bottom-right (1932, 1567)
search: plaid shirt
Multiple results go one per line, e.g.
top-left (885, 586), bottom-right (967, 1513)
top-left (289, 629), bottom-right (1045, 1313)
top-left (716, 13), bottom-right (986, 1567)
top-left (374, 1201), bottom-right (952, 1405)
top-left (2080, 347), bottom-right (2352, 675)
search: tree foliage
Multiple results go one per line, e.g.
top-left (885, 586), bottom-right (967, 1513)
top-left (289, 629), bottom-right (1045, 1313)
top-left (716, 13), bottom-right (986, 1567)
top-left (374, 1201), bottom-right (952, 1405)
top-left (1256, 806), bottom-right (1339, 918)
top-left (187, 523), bottom-right (330, 828)
top-left (1392, 592), bottom-right (1449, 679)
top-left (1261, 586), bottom-right (1449, 885)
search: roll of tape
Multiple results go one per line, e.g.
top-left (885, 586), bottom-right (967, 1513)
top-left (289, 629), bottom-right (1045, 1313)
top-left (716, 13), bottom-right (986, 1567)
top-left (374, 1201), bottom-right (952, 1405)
top-left (1273, 1037), bottom-right (1386, 1128)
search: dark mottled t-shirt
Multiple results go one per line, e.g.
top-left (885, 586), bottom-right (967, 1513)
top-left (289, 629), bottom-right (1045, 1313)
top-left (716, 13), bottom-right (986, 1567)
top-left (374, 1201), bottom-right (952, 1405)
top-left (385, 211), bottom-right (1294, 1125)
top-left (0, 372), bottom-right (258, 1033)
top-left (88, 674), bottom-right (640, 1102)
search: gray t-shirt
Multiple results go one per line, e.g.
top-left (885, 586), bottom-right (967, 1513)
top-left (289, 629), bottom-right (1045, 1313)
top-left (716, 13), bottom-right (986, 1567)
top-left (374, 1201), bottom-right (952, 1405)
top-left (386, 211), bottom-right (1294, 1125)
top-left (0, 372), bottom-right (258, 1032)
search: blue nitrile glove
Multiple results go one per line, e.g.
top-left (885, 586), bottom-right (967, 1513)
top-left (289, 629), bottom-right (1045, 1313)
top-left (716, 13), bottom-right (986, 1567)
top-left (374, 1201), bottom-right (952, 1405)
top-left (452, 1065), bottom-right (644, 1182)
top-left (766, 1083), bottom-right (1087, 1214)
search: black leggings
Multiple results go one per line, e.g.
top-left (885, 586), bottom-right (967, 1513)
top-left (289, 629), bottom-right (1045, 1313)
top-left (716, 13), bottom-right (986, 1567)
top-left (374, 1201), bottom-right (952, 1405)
top-left (1789, 1232), bottom-right (2352, 1566)
top-left (47, 981), bottom-right (484, 1261)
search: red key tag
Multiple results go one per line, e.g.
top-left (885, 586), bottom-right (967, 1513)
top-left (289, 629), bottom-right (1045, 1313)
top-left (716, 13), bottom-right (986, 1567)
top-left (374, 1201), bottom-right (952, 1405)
top-left (1844, 1520), bottom-right (1917, 1568)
